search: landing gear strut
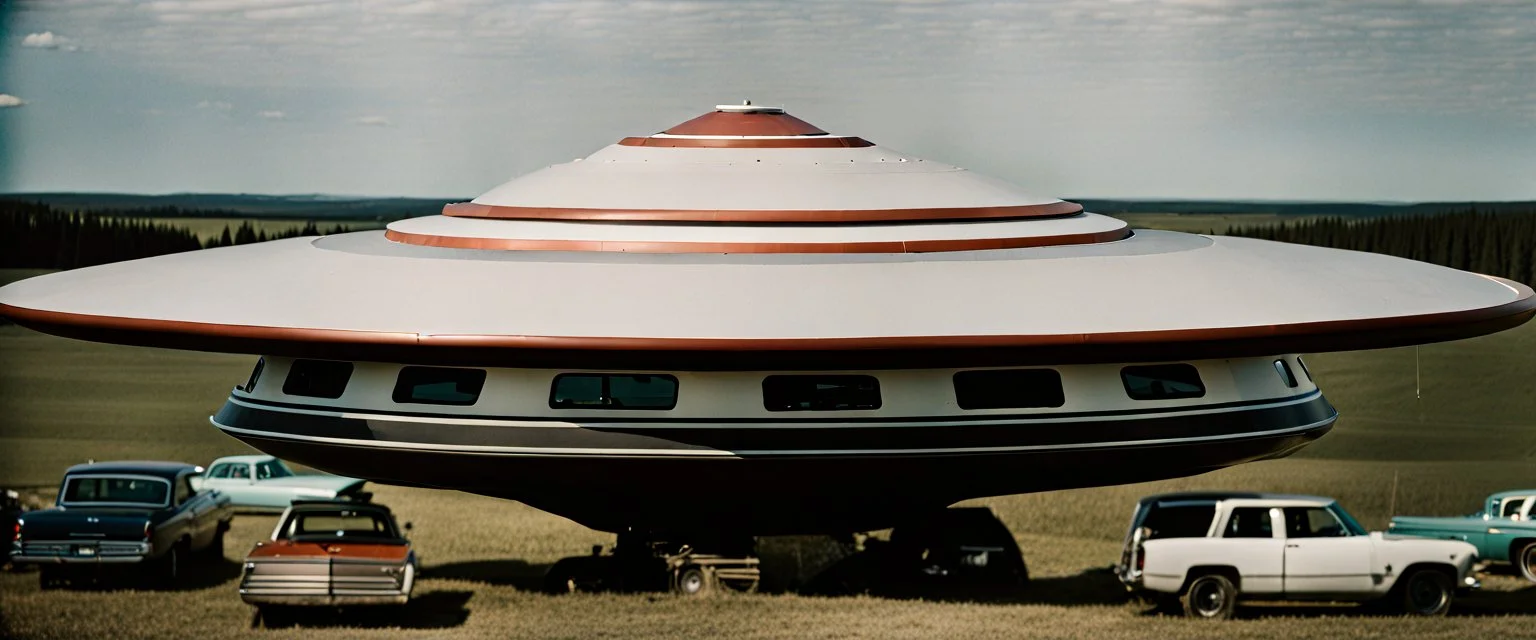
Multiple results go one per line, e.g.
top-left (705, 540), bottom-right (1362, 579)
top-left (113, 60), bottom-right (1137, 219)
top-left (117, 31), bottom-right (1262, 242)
top-left (544, 531), bottom-right (761, 596)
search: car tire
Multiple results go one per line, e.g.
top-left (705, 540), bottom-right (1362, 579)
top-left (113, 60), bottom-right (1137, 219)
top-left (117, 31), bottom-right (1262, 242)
top-left (206, 527), bottom-right (226, 561)
top-left (256, 605), bottom-right (291, 628)
top-left (1180, 573), bottom-right (1238, 620)
top-left (675, 566), bottom-right (709, 596)
top-left (39, 567), bottom-right (62, 590)
top-left (1399, 569), bottom-right (1454, 616)
top-left (1516, 541), bottom-right (1536, 583)
top-left (156, 543), bottom-right (182, 589)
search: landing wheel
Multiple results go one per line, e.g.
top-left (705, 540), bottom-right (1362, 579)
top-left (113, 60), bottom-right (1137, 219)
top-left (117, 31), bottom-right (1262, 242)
top-left (1516, 541), bottom-right (1536, 583)
top-left (675, 566), bottom-right (709, 596)
top-left (1180, 574), bottom-right (1237, 620)
top-left (1400, 570), bottom-right (1453, 616)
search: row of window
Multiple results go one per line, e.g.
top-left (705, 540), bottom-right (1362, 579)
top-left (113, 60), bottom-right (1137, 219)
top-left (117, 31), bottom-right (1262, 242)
top-left (248, 358), bottom-right (1308, 411)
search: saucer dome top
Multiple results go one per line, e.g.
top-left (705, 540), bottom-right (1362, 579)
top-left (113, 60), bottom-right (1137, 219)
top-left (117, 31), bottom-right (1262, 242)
top-left (0, 104), bottom-right (1531, 370)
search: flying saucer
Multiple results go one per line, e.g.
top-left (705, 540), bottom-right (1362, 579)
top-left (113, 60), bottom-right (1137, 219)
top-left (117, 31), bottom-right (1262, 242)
top-left (2, 103), bottom-right (1531, 536)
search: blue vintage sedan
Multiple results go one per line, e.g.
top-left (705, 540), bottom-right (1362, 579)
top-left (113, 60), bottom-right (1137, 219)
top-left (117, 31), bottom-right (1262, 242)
top-left (192, 455), bottom-right (366, 511)
top-left (1389, 489), bottom-right (1536, 582)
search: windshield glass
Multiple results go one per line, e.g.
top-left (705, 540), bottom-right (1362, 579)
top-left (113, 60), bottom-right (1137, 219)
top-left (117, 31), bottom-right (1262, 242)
top-left (62, 476), bottom-right (170, 506)
top-left (256, 460), bottom-right (294, 480)
top-left (286, 509), bottom-right (401, 542)
top-left (1328, 503), bottom-right (1369, 536)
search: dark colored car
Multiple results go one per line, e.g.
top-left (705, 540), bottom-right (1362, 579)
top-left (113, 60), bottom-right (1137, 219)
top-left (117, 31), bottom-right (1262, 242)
top-left (12, 461), bottom-right (235, 588)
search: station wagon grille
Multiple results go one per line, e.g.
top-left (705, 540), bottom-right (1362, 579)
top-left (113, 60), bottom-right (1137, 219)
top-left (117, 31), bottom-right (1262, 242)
top-left (241, 557), bottom-right (407, 596)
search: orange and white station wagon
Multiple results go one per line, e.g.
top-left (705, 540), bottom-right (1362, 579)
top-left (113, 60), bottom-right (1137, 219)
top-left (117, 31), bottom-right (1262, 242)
top-left (240, 500), bottom-right (416, 618)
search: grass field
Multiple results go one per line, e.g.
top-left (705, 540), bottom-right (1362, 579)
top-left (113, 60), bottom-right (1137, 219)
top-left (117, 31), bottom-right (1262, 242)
top-left (1, 266), bottom-right (1534, 638)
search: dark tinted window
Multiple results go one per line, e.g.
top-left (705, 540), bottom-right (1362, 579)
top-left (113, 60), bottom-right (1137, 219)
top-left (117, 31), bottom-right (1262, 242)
top-left (1283, 507), bottom-right (1347, 538)
top-left (1223, 507), bottom-right (1274, 538)
top-left (549, 374), bottom-right (679, 410)
top-left (1296, 356), bottom-right (1312, 382)
top-left (208, 464), bottom-right (232, 479)
top-left (62, 476), bottom-right (170, 506)
top-left (1121, 364), bottom-right (1205, 400)
top-left (953, 369), bottom-right (1064, 410)
top-left (1273, 360), bottom-right (1298, 388)
top-left (392, 367), bottom-right (486, 406)
top-left (763, 375), bottom-right (881, 412)
top-left (282, 359), bottom-right (353, 399)
top-left (243, 357), bottom-right (266, 392)
top-left (256, 460), bottom-right (293, 480)
top-left (288, 509), bottom-right (400, 542)
top-left (1140, 503), bottom-right (1216, 539)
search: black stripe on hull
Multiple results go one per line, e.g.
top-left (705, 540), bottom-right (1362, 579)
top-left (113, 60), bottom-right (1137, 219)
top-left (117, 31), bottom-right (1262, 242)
top-left (213, 393), bottom-right (1335, 454)
top-left (227, 424), bottom-right (1330, 536)
top-left (212, 395), bottom-right (1336, 535)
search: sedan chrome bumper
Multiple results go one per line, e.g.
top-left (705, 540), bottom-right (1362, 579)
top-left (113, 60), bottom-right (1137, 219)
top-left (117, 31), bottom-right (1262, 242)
top-left (13, 540), bottom-right (151, 564)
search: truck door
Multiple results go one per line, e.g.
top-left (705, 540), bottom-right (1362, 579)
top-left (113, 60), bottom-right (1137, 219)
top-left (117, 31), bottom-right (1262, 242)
top-left (1217, 506), bottom-right (1284, 593)
top-left (1282, 507), bottom-right (1374, 594)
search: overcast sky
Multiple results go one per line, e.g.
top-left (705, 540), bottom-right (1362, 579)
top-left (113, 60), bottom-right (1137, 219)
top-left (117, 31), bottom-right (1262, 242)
top-left (1, 0), bottom-right (1533, 201)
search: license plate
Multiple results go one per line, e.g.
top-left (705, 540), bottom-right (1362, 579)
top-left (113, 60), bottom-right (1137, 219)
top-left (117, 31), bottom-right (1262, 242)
top-left (75, 546), bottom-right (96, 556)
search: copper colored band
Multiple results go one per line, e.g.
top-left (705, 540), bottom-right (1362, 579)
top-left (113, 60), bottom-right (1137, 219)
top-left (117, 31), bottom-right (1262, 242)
top-left (618, 136), bottom-right (875, 149)
top-left (2, 279), bottom-right (1532, 370)
top-left (663, 111), bottom-right (828, 136)
top-left (442, 200), bottom-right (1085, 223)
top-left (381, 226), bottom-right (1131, 254)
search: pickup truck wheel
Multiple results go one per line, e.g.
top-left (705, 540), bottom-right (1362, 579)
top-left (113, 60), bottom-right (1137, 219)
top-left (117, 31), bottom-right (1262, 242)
top-left (1180, 574), bottom-right (1237, 620)
top-left (1516, 542), bottom-right (1536, 582)
top-left (1400, 570), bottom-right (1453, 616)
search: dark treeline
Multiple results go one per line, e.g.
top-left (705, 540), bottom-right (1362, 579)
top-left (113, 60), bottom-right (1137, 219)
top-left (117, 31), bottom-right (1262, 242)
top-left (1, 200), bottom-right (350, 269)
top-left (1226, 208), bottom-right (1536, 286)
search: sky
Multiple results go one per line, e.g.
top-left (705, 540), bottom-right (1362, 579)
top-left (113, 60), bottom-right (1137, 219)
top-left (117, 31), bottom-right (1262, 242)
top-left (0, 0), bottom-right (1533, 202)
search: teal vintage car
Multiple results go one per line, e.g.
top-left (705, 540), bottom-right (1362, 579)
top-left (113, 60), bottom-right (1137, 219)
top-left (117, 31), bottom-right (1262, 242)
top-left (190, 455), bottom-right (366, 512)
top-left (1389, 490), bottom-right (1536, 582)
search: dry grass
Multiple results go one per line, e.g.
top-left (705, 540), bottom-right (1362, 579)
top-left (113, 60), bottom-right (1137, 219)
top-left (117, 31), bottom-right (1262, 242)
top-left (1, 265), bottom-right (1534, 638)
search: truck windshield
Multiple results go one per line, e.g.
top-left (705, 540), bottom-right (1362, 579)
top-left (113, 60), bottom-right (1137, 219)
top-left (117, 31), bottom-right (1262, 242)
top-left (1327, 503), bottom-right (1369, 536)
top-left (62, 476), bottom-right (170, 507)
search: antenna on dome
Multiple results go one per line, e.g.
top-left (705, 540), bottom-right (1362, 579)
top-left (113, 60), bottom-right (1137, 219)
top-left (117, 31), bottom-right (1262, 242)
top-left (715, 99), bottom-right (783, 114)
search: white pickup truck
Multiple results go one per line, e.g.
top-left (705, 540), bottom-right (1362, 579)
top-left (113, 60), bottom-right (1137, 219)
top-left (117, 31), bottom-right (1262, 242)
top-left (1116, 492), bottom-right (1480, 619)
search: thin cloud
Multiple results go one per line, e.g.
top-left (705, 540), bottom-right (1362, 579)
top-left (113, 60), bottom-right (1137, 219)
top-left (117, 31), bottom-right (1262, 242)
top-left (21, 32), bottom-right (66, 49)
top-left (257, 110), bottom-right (286, 119)
top-left (0, 94), bottom-right (26, 108)
top-left (355, 115), bottom-right (390, 126)
top-left (196, 100), bottom-right (234, 111)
